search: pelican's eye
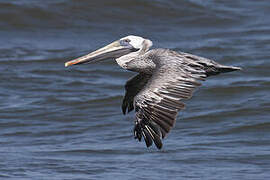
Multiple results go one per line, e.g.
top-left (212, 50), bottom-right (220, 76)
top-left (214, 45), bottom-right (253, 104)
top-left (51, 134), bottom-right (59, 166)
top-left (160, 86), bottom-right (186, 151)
top-left (120, 39), bottom-right (131, 46)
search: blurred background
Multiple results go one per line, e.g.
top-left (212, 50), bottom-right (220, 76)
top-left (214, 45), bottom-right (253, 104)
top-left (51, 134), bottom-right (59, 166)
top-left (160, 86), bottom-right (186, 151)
top-left (0, 0), bottom-right (270, 179)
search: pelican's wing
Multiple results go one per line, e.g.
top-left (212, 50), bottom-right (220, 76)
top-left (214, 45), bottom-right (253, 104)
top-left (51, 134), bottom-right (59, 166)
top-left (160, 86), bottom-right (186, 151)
top-left (133, 63), bottom-right (206, 149)
top-left (122, 73), bottom-right (152, 115)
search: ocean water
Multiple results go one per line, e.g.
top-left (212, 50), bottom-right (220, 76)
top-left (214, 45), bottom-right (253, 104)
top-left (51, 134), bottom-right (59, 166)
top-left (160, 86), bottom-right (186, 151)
top-left (0, 0), bottom-right (270, 179)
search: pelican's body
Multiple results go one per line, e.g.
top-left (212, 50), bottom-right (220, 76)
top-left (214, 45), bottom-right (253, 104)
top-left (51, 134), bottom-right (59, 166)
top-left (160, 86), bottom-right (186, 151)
top-left (65, 35), bottom-right (241, 149)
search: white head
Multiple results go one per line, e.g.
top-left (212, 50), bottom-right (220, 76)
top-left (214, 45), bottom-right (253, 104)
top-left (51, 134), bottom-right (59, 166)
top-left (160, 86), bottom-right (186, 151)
top-left (65, 35), bottom-right (153, 67)
top-left (112, 35), bottom-right (153, 68)
top-left (120, 35), bottom-right (153, 52)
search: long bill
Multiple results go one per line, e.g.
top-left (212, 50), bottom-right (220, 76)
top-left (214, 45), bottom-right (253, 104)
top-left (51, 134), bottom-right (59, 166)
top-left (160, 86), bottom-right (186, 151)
top-left (65, 41), bottom-right (136, 67)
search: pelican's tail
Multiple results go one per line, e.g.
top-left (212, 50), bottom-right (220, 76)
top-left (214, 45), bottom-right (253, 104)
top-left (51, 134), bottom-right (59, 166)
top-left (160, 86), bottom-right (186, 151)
top-left (205, 64), bottom-right (242, 77)
top-left (218, 65), bottom-right (242, 73)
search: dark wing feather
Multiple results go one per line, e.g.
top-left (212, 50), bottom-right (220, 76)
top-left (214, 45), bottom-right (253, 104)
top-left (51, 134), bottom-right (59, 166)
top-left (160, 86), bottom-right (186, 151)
top-left (126, 49), bottom-right (240, 149)
top-left (122, 73), bottom-right (151, 114)
top-left (133, 63), bottom-right (206, 149)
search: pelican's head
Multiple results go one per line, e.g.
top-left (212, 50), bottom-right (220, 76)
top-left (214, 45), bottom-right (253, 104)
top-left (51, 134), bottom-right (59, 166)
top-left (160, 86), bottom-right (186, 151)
top-left (65, 35), bottom-right (152, 67)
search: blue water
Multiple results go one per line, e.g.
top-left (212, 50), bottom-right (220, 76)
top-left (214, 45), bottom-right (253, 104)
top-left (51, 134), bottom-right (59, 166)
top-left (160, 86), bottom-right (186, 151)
top-left (0, 0), bottom-right (270, 179)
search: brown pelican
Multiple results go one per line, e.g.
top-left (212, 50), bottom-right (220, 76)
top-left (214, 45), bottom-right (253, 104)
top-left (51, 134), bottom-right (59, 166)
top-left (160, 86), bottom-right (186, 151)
top-left (65, 35), bottom-right (241, 149)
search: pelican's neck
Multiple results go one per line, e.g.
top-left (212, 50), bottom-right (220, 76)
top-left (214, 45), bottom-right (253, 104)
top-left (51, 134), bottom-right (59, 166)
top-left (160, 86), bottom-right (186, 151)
top-left (115, 39), bottom-right (153, 69)
top-left (115, 51), bottom-right (140, 69)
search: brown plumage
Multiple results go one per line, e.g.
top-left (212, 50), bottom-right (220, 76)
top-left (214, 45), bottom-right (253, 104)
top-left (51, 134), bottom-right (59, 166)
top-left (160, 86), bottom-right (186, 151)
top-left (122, 48), bottom-right (241, 149)
top-left (65, 35), bottom-right (241, 149)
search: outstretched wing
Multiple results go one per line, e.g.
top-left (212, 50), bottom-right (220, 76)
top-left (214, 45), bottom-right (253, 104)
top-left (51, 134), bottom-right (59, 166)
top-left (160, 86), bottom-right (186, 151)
top-left (122, 73), bottom-right (151, 115)
top-left (133, 63), bottom-right (206, 149)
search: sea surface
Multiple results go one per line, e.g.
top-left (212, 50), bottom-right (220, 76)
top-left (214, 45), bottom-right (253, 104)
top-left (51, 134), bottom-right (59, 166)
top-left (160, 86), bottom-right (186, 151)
top-left (0, 0), bottom-right (270, 179)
